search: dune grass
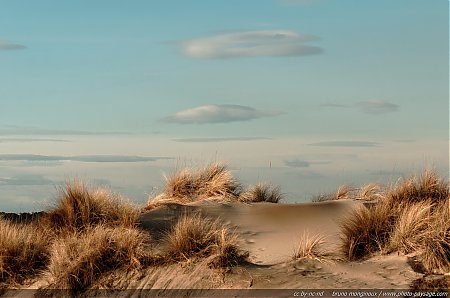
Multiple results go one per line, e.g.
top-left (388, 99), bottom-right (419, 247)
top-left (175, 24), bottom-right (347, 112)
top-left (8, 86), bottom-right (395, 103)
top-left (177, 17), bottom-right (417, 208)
top-left (47, 225), bottom-right (153, 292)
top-left (239, 183), bottom-right (282, 203)
top-left (388, 200), bottom-right (433, 254)
top-left (293, 231), bottom-right (329, 261)
top-left (420, 199), bottom-right (450, 274)
top-left (340, 202), bottom-right (396, 260)
top-left (147, 163), bottom-right (242, 209)
top-left (340, 169), bottom-right (450, 274)
top-left (0, 219), bottom-right (51, 287)
top-left (313, 183), bottom-right (382, 202)
top-left (146, 162), bottom-right (283, 209)
top-left (42, 181), bottom-right (139, 233)
top-left (387, 169), bottom-right (449, 205)
top-left (164, 213), bottom-right (247, 268)
top-left (357, 183), bottom-right (382, 201)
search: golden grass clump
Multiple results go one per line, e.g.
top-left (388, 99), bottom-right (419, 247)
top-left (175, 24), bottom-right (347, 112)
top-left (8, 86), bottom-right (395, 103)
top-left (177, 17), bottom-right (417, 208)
top-left (239, 183), bottom-right (282, 203)
top-left (47, 225), bottom-right (152, 292)
top-left (357, 183), bottom-right (382, 201)
top-left (389, 200), bottom-right (433, 254)
top-left (147, 163), bottom-right (241, 208)
top-left (165, 214), bottom-right (247, 268)
top-left (312, 185), bottom-right (355, 202)
top-left (341, 168), bottom-right (449, 267)
top-left (293, 231), bottom-right (328, 261)
top-left (341, 202), bottom-right (397, 261)
top-left (387, 169), bottom-right (448, 205)
top-left (420, 199), bottom-right (450, 274)
top-left (0, 219), bottom-right (51, 287)
top-left (42, 181), bottom-right (139, 233)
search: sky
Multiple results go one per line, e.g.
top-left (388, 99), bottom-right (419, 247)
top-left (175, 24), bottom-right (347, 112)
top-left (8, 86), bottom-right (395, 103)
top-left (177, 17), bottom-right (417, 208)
top-left (0, 0), bottom-right (448, 211)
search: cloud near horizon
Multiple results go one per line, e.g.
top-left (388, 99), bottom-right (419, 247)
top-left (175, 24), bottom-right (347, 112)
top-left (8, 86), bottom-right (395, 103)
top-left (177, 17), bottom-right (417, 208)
top-left (172, 137), bottom-right (272, 143)
top-left (307, 141), bottom-right (380, 147)
top-left (0, 126), bottom-right (130, 136)
top-left (284, 159), bottom-right (331, 168)
top-left (0, 174), bottom-right (54, 186)
top-left (356, 100), bottom-right (399, 114)
top-left (163, 104), bottom-right (282, 124)
top-left (0, 154), bottom-right (173, 163)
top-left (0, 40), bottom-right (26, 50)
top-left (180, 30), bottom-right (323, 59)
top-left (321, 100), bottom-right (399, 115)
top-left (0, 138), bottom-right (68, 143)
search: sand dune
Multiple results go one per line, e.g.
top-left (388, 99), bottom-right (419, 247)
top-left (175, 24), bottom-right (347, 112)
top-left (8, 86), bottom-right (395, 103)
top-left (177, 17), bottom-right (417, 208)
top-left (139, 199), bottom-right (363, 265)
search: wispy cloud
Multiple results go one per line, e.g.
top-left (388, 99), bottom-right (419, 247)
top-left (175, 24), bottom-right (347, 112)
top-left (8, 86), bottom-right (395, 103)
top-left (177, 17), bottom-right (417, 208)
top-left (0, 126), bottom-right (129, 136)
top-left (180, 30), bottom-right (323, 59)
top-left (284, 159), bottom-right (331, 168)
top-left (320, 103), bottom-right (350, 108)
top-left (172, 137), bottom-right (272, 143)
top-left (322, 100), bottom-right (399, 115)
top-left (356, 100), bottom-right (399, 114)
top-left (0, 154), bottom-right (173, 163)
top-left (308, 141), bottom-right (380, 147)
top-left (162, 104), bottom-right (282, 124)
top-left (0, 40), bottom-right (26, 50)
top-left (0, 138), bottom-right (68, 143)
top-left (0, 174), bottom-right (54, 186)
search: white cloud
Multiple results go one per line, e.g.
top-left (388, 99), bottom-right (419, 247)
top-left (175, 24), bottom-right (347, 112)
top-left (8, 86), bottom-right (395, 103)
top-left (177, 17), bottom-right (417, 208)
top-left (0, 40), bottom-right (26, 50)
top-left (180, 30), bottom-right (323, 59)
top-left (163, 104), bottom-right (282, 124)
top-left (356, 100), bottom-right (399, 114)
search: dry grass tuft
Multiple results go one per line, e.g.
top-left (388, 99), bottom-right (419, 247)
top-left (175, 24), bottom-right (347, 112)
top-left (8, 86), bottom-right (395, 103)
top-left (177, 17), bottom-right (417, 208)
top-left (420, 199), bottom-right (450, 274)
top-left (293, 231), bottom-right (328, 260)
top-left (389, 200), bottom-right (433, 254)
top-left (335, 185), bottom-right (352, 200)
top-left (0, 219), bottom-right (51, 287)
top-left (387, 169), bottom-right (448, 205)
top-left (239, 183), bottom-right (282, 203)
top-left (208, 229), bottom-right (249, 269)
top-left (42, 181), bottom-right (139, 233)
top-left (147, 163), bottom-right (241, 208)
top-left (341, 202), bottom-right (396, 261)
top-left (164, 214), bottom-right (247, 267)
top-left (47, 225), bottom-right (152, 292)
top-left (357, 183), bottom-right (382, 201)
top-left (341, 169), bottom-right (450, 269)
top-left (312, 185), bottom-right (355, 202)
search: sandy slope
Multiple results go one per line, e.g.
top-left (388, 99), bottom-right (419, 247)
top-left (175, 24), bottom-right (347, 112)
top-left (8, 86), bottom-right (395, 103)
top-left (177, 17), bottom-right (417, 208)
top-left (139, 199), bottom-right (363, 264)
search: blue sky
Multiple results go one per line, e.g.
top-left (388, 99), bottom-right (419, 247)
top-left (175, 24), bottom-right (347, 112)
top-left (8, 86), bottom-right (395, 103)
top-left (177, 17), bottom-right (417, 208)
top-left (0, 0), bottom-right (448, 211)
